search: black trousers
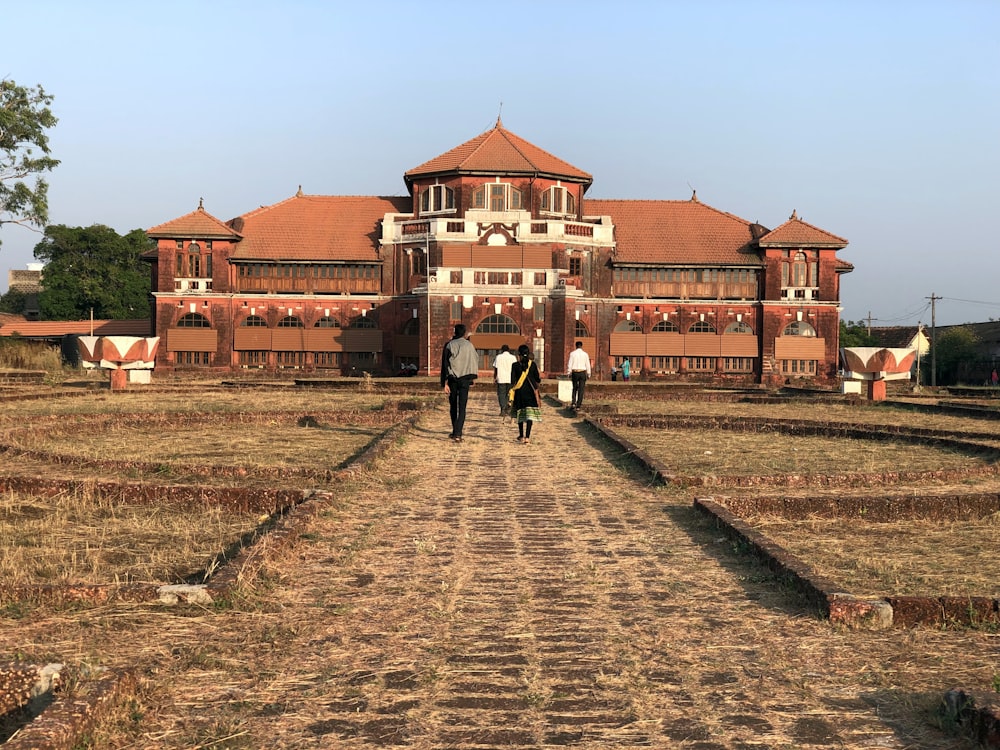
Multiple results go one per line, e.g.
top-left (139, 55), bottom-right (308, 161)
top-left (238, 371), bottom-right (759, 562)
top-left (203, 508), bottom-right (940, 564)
top-left (571, 371), bottom-right (587, 407)
top-left (447, 376), bottom-right (472, 436)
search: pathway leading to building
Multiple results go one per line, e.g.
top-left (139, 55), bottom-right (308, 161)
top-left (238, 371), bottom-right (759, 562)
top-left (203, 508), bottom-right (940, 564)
top-left (133, 389), bottom-right (990, 749)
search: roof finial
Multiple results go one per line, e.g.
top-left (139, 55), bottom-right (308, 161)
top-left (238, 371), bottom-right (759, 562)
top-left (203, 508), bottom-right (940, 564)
top-left (296, 185), bottom-right (303, 197)
top-left (496, 101), bottom-right (503, 129)
top-left (790, 209), bottom-right (798, 220)
top-left (690, 189), bottom-right (698, 202)
top-left (198, 197), bottom-right (204, 210)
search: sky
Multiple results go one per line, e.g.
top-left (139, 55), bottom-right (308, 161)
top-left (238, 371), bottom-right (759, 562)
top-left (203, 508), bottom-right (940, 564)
top-left (2, 0), bottom-right (997, 327)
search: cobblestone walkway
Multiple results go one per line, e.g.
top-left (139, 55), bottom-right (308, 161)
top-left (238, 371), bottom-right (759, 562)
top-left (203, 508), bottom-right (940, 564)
top-left (242, 391), bottom-right (971, 749)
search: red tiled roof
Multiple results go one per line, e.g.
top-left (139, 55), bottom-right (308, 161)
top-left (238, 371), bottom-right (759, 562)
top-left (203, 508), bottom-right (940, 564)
top-left (229, 194), bottom-right (412, 262)
top-left (869, 326), bottom-right (921, 348)
top-left (758, 212), bottom-right (847, 248)
top-left (0, 320), bottom-right (152, 338)
top-left (147, 205), bottom-right (243, 239)
top-left (586, 198), bottom-right (763, 265)
top-left (405, 120), bottom-right (592, 183)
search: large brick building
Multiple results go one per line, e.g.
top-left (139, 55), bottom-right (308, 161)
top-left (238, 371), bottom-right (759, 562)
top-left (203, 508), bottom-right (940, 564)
top-left (145, 120), bottom-right (852, 383)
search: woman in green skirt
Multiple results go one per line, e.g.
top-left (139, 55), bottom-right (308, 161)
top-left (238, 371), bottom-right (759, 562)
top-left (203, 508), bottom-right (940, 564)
top-left (509, 344), bottom-right (542, 444)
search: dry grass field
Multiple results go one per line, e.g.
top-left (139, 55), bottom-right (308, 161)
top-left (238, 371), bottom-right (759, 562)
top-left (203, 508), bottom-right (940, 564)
top-left (0, 381), bottom-right (997, 749)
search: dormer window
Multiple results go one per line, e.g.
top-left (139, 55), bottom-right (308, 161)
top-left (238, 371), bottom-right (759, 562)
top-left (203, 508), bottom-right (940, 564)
top-left (540, 186), bottom-right (576, 216)
top-left (420, 185), bottom-right (455, 214)
top-left (472, 182), bottom-right (523, 212)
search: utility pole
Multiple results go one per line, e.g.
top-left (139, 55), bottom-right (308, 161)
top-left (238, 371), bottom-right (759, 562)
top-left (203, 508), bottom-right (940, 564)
top-left (865, 311), bottom-right (876, 335)
top-left (927, 293), bottom-right (940, 387)
top-left (915, 322), bottom-right (922, 391)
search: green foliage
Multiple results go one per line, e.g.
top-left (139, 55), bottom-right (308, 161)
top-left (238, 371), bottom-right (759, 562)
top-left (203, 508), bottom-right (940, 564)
top-left (0, 286), bottom-right (27, 314)
top-left (0, 79), bottom-right (59, 243)
top-left (931, 326), bottom-right (980, 385)
top-left (34, 224), bottom-right (152, 320)
top-left (839, 320), bottom-right (877, 348)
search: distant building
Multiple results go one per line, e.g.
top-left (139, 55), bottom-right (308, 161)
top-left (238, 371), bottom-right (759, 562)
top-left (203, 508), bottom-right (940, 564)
top-left (144, 121), bottom-right (853, 383)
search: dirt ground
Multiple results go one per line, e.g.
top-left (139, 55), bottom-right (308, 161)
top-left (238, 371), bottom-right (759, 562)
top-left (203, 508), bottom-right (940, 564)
top-left (3, 390), bottom-right (998, 748)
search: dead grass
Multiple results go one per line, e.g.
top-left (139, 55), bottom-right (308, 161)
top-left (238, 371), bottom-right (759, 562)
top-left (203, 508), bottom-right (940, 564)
top-left (625, 427), bottom-right (987, 476)
top-left (745, 513), bottom-right (1000, 598)
top-left (0, 487), bottom-right (262, 587)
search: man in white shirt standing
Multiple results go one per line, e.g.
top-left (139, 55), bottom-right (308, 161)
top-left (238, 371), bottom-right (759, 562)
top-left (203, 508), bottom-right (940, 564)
top-left (566, 341), bottom-right (592, 411)
top-left (491, 344), bottom-right (518, 418)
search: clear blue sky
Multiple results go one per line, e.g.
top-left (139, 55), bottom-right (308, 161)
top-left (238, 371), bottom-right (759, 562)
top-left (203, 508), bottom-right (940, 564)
top-left (3, 0), bottom-right (997, 327)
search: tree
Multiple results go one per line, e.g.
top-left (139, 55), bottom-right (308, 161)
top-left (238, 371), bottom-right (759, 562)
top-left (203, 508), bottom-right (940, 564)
top-left (34, 225), bottom-right (152, 320)
top-left (0, 286), bottom-right (27, 314)
top-left (0, 80), bottom-right (59, 244)
top-left (839, 320), bottom-right (877, 348)
top-left (931, 326), bottom-right (980, 385)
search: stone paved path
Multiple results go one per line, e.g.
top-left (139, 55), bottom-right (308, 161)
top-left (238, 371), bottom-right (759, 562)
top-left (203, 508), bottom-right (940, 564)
top-left (228, 391), bottom-right (981, 749)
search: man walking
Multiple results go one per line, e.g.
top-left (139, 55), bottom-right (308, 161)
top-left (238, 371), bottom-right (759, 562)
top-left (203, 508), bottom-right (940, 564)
top-left (440, 323), bottom-right (479, 442)
top-left (566, 340), bottom-right (592, 410)
top-left (492, 344), bottom-right (517, 418)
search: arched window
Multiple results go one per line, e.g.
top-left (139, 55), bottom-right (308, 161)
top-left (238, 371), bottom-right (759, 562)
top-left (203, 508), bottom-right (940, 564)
top-left (314, 317), bottom-right (341, 328)
top-left (791, 252), bottom-right (809, 287)
top-left (688, 321), bottom-right (716, 333)
top-left (476, 314), bottom-right (520, 334)
top-left (614, 320), bottom-right (642, 333)
top-left (241, 315), bottom-right (267, 327)
top-left (574, 320), bottom-right (590, 337)
top-left (351, 317), bottom-right (377, 329)
top-left (472, 182), bottom-right (523, 212)
top-left (402, 318), bottom-right (420, 336)
top-left (783, 320), bottom-right (816, 337)
top-left (724, 321), bottom-right (753, 334)
top-left (652, 320), bottom-right (679, 332)
top-left (277, 315), bottom-right (303, 328)
top-left (177, 312), bottom-right (211, 328)
top-left (420, 185), bottom-right (455, 213)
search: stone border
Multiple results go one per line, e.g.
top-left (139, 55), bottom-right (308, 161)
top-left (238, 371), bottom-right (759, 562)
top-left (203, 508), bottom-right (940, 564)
top-left (0, 411), bottom-right (424, 750)
top-left (590, 414), bottom-right (1000, 488)
top-left (0, 412), bottom-right (422, 607)
top-left (581, 414), bottom-right (1000, 629)
top-left (0, 663), bottom-right (136, 750)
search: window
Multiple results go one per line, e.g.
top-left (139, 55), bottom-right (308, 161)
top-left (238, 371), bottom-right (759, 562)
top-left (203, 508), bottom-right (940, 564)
top-left (688, 321), bottom-right (716, 334)
top-left (724, 357), bottom-right (755, 372)
top-left (241, 315), bottom-right (267, 327)
top-left (450, 302), bottom-right (463, 321)
top-left (315, 352), bottom-right (341, 368)
top-left (651, 320), bottom-right (678, 333)
top-left (401, 318), bottom-right (419, 336)
top-left (534, 272), bottom-right (546, 285)
top-left (239, 350), bottom-right (267, 368)
top-left (351, 316), bottom-right (377, 329)
top-left (276, 351), bottom-right (305, 368)
top-left (614, 320), bottom-right (642, 333)
top-left (176, 351), bottom-right (210, 366)
top-left (783, 251), bottom-right (816, 289)
top-left (783, 321), bottom-right (816, 337)
top-left (472, 182), bottom-right (522, 212)
top-left (476, 314), bottom-right (520, 334)
top-left (541, 186), bottom-right (576, 216)
top-left (450, 271), bottom-right (462, 284)
top-left (314, 316), bottom-right (341, 328)
top-left (534, 302), bottom-right (544, 322)
top-left (687, 356), bottom-right (715, 371)
top-left (780, 359), bottom-right (817, 375)
top-left (420, 184), bottom-right (455, 213)
top-left (177, 312), bottom-right (211, 328)
top-left (649, 356), bottom-right (679, 372)
top-left (568, 257), bottom-right (582, 276)
top-left (724, 321), bottom-right (753, 334)
top-left (574, 320), bottom-right (590, 337)
top-left (278, 315), bottom-right (304, 328)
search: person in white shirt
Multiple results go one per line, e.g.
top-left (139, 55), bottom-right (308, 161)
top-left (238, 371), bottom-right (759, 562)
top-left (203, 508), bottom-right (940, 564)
top-left (566, 341), bottom-right (592, 410)
top-left (491, 344), bottom-right (518, 418)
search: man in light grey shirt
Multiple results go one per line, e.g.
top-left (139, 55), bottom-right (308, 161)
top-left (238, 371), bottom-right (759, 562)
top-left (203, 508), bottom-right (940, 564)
top-left (440, 323), bottom-right (479, 442)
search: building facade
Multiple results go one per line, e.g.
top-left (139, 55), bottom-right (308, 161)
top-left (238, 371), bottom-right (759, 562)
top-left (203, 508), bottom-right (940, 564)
top-left (145, 121), bottom-right (852, 384)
